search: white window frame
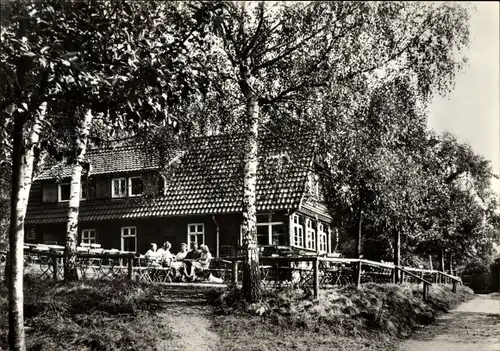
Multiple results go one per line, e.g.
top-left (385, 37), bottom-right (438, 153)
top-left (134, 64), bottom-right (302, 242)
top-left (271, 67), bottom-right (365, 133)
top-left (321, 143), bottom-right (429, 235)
top-left (305, 218), bottom-right (316, 250)
top-left (59, 182), bottom-right (88, 202)
top-left (160, 174), bottom-right (167, 195)
top-left (128, 176), bottom-right (143, 197)
top-left (112, 177), bottom-right (127, 198)
top-left (318, 223), bottom-right (328, 253)
top-left (58, 182), bottom-right (70, 202)
top-left (291, 214), bottom-right (304, 248)
top-left (187, 223), bottom-right (205, 247)
top-left (121, 226), bottom-right (137, 252)
top-left (256, 214), bottom-right (285, 246)
top-left (81, 229), bottom-right (97, 245)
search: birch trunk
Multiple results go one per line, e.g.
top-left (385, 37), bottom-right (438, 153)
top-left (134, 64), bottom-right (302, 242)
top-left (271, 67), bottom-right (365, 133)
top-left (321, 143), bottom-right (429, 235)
top-left (241, 95), bottom-right (261, 302)
top-left (355, 199), bottom-right (363, 258)
top-left (64, 109), bottom-right (93, 281)
top-left (393, 228), bottom-right (401, 283)
top-left (448, 251), bottom-right (453, 274)
top-left (9, 103), bottom-right (47, 351)
top-left (440, 248), bottom-right (445, 273)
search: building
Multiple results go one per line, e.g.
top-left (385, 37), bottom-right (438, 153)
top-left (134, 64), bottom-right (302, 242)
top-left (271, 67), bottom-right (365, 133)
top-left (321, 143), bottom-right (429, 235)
top-left (25, 133), bottom-right (336, 257)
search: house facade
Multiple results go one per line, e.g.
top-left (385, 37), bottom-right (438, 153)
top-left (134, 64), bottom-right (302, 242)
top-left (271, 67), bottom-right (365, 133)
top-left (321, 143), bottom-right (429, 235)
top-left (25, 133), bottom-right (337, 257)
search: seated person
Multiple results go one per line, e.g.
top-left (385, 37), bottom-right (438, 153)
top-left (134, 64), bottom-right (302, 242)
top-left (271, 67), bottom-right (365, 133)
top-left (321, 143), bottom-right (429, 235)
top-left (182, 242), bottom-right (202, 280)
top-left (186, 244), bottom-right (212, 280)
top-left (171, 243), bottom-right (188, 273)
top-left (184, 242), bottom-right (202, 260)
top-left (175, 243), bottom-right (189, 261)
top-left (144, 243), bottom-right (161, 266)
top-left (157, 241), bottom-right (173, 266)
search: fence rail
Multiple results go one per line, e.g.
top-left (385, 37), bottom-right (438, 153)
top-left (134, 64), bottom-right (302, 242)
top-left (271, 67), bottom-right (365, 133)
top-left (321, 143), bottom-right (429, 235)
top-left (227, 256), bottom-right (462, 300)
top-left (0, 247), bottom-right (462, 301)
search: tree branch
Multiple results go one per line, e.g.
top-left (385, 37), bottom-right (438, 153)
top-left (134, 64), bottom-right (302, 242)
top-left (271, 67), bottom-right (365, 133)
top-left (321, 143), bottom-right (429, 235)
top-left (340, 13), bottom-right (438, 83)
top-left (252, 22), bottom-right (331, 72)
top-left (242, 1), bottom-right (265, 57)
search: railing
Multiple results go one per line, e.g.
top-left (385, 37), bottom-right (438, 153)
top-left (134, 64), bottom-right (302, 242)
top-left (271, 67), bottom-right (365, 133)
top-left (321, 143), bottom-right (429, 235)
top-left (0, 248), bottom-right (462, 301)
top-left (226, 256), bottom-right (462, 300)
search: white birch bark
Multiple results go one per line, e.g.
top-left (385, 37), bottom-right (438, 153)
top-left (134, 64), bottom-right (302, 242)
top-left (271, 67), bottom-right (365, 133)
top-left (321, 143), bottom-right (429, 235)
top-left (9, 102), bottom-right (47, 351)
top-left (64, 109), bottom-right (93, 281)
top-left (241, 95), bottom-right (261, 301)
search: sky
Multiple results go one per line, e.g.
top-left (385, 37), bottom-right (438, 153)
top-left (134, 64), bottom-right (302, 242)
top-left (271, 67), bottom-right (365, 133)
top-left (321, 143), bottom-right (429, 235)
top-left (427, 2), bottom-right (500, 197)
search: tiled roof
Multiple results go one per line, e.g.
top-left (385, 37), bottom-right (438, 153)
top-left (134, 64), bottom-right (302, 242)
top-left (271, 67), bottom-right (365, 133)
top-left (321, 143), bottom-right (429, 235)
top-left (26, 133), bottom-right (314, 223)
top-left (36, 146), bottom-right (159, 180)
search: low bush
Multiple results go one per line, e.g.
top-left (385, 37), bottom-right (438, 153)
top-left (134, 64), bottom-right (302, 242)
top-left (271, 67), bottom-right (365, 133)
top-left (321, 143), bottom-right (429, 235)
top-left (210, 282), bottom-right (474, 349)
top-left (0, 278), bottom-right (174, 350)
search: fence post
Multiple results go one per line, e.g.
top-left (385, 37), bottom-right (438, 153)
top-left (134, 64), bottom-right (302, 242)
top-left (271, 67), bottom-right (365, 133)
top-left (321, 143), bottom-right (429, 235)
top-left (355, 261), bottom-right (362, 288)
top-left (52, 254), bottom-right (58, 282)
top-left (423, 282), bottom-right (429, 301)
top-left (231, 260), bottom-right (239, 284)
top-left (275, 261), bottom-right (280, 289)
top-left (313, 257), bottom-right (319, 298)
top-left (392, 267), bottom-right (397, 284)
top-left (127, 255), bottom-right (133, 281)
top-left (452, 280), bottom-right (457, 293)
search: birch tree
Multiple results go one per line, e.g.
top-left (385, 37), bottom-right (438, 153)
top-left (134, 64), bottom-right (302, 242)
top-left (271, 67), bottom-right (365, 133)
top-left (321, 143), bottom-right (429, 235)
top-left (0, 1), bottom-right (69, 348)
top-left (16, 0), bottom-right (217, 280)
top-left (198, 0), bottom-right (470, 301)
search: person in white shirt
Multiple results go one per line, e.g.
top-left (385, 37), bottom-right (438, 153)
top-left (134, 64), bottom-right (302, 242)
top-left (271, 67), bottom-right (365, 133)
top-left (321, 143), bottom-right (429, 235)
top-left (144, 243), bottom-right (161, 266)
top-left (157, 241), bottom-right (173, 266)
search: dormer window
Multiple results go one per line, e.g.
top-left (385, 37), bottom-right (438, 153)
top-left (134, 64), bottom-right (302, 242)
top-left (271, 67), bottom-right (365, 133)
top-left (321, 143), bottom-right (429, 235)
top-left (58, 183), bottom-right (70, 202)
top-left (81, 181), bottom-right (88, 201)
top-left (159, 174), bottom-right (167, 195)
top-left (58, 182), bottom-right (88, 202)
top-left (129, 176), bottom-right (143, 197)
top-left (112, 178), bottom-right (127, 198)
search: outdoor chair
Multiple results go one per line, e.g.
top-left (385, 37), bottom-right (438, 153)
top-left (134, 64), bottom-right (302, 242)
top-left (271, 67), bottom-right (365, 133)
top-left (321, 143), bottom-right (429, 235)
top-left (135, 255), bottom-right (174, 283)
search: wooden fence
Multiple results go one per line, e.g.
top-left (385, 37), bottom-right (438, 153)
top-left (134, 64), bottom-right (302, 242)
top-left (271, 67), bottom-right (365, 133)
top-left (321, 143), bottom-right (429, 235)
top-left (229, 256), bottom-right (462, 300)
top-left (0, 247), bottom-right (462, 301)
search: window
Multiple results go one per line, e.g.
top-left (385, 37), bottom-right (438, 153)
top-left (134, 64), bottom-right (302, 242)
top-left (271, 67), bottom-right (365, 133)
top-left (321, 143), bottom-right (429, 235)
top-left (81, 229), bottom-right (97, 245)
top-left (26, 227), bottom-right (36, 241)
top-left (291, 214), bottom-right (304, 248)
top-left (81, 181), bottom-right (88, 200)
top-left (59, 182), bottom-right (88, 202)
top-left (318, 223), bottom-right (328, 253)
top-left (42, 232), bottom-right (57, 245)
top-left (159, 174), bottom-right (167, 195)
top-left (129, 176), bottom-right (143, 197)
top-left (187, 223), bottom-right (204, 247)
top-left (121, 226), bottom-right (137, 252)
top-left (305, 219), bottom-right (316, 250)
top-left (112, 178), bottom-right (127, 198)
top-left (255, 214), bottom-right (286, 246)
top-left (329, 227), bottom-right (336, 253)
top-left (58, 183), bottom-right (70, 202)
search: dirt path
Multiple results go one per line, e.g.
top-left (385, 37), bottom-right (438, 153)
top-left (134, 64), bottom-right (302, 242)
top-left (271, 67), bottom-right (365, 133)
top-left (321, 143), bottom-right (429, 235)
top-left (398, 293), bottom-right (500, 351)
top-left (153, 285), bottom-right (221, 351)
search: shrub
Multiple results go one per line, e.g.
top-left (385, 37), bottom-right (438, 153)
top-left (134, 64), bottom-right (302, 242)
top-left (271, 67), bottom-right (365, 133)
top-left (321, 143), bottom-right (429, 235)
top-left (210, 283), bottom-right (474, 338)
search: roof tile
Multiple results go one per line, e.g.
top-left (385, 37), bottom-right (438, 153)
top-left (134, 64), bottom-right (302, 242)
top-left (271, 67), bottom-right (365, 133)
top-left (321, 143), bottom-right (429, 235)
top-left (27, 133), bottom-right (313, 223)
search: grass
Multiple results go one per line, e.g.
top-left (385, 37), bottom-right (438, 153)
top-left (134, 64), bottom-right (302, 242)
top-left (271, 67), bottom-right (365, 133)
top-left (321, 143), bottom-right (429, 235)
top-left (0, 277), bottom-right (475, 351)
top-left (208, 283), bottom-right (475, 351)
top-left (0, 277), bottom-right (174, 350)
